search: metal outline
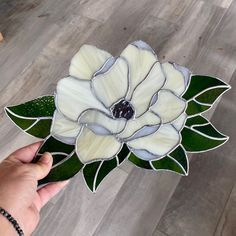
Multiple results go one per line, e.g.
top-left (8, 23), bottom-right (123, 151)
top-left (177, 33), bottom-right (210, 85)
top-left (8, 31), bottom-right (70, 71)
top-left (50, 110), bottom-right (82, 145)
top-left (75, 126), bottom-right (124, 165)
top-left (90, 56), bottom-right (130, 109)
top-left (4, 107), bottom-right (52, 139)
top-left (82, 154), bottom-right (120, 193)
top-left (182, 126), bottom-right (229, 154)
top-left (78, 108), bottom-right (127, 136)
top-left (54, 76), bottom-right (109, 122)
top-left (126, 123), bottom-right (182, 162)
top-left (117, 112), bottom-right (162, 142)
top-left (130, 40), bottom-right (159, 61)
top-left (149, 88), bottom-right (188, 125)
top-left (183, 73), bottom-right (231, 101)
top-left (192, 123), bottom-right (227, 139)
top-left (129, 61), bottom-right (166, 118)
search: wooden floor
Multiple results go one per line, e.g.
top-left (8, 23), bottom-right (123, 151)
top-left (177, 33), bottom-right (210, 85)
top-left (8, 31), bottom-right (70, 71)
top-left (0, 0), bottom-right (236, 235)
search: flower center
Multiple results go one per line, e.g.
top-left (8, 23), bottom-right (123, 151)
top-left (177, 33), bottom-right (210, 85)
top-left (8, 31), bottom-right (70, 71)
top-left (111, 99), bottom-right (134, 120)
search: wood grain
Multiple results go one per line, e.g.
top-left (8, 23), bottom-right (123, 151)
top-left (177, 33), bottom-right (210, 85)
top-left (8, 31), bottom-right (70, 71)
top-left (214, 183), bottom-right (236, 236)
top-left (0, 0), bottom-right (235, 236)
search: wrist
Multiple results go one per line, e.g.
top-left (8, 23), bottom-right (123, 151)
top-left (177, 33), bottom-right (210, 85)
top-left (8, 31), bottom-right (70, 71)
top-left (0, 213), bottom-right (18, 236)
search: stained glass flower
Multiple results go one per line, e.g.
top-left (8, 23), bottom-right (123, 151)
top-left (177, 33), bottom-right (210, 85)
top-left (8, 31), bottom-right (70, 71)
top-left (51, 41), bottom-right (188, 164)
top-left (5, 40), bottom-right (230, 192)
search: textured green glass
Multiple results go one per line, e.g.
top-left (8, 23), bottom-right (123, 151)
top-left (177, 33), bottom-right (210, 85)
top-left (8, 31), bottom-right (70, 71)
top-left (195, 87), bottom-right (229, 104)
top-left (5, 109), bottom-right (36, 130)
top-left (186, 100), bottom-right (210, 116)
top-left (193, 124), bottom-right (226, 139)
top-left (183, 75), bottom-right (227, 100)
top-left (117, 144), bottom-right (130, 164)
top-left (38, 152), bottom-right (83, 185)
top-left (168, 146), bottom-right (188, 173)
top-left (37, 136), bottom-right (74, 155)
top-left (26, 119), bottom-right (52, 138)
top-left (7, 96), bottom-right (55, 117)
top-left (185, 115), bottom-right (209, 127)
top-left (128, 153), bottom-right (152, 169)
top-left (95, 158), bottom-right (117, 190)
top-left (181, 127), bottom-right (227, 151)
top-left (151, 156), bottom-right (185, 175)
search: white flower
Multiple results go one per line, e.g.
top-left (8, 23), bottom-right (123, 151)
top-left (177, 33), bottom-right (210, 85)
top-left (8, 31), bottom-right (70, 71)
top-left (51, 41), bottom-right (190, 164)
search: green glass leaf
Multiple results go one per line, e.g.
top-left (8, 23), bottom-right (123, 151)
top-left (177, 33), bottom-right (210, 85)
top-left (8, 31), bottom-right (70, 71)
top-left (183, 75), bottom-right (228, 100)
top-left (35, 136), bottom-right (74, 165)
top-left (83, 157), bottom-right (118, 192)
top-left (186, 100), bottom-right (210, 116)
top-left (117, 144), bottom-right (130, 164)
top-left (168, 145), bottom-right (188, 174)
top-left (151, 156), bottom-right (186, 175)
top-left (185, 115), bottom-right (209, 127)
top-left (83, 161), bottom-right (100, 192)
top-left (5, 109), bottom-right (36, 130)
top-left (37, 136), bottom-right (74, 155)
top-left (195, 87), bottom-right (229, 104)
top-left (5, 95), bottom-right (56, 139)
top-left (95, 158), bottom-right (117, 190)
top-left (6, 95), bottom-right (55, 118)
top-left (181, 127), bottom-right (228, 152)
top-left (38, 152), bottom-right (83, 186)
top-left (35, 153), bottom-right (67, 166)
top-left (193, 124), bottom-right (227, 139)
top-left (26, 119), bottom-right (52, 138)
top-left (128, 153), bottom-right (152, 169)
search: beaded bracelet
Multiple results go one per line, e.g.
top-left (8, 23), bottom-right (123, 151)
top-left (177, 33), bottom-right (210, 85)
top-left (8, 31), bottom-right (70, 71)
top-left (0, 207), bottom-right (24, 236)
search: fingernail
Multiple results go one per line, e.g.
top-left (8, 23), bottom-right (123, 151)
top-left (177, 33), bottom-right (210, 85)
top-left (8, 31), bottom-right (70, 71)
top-left (40, 152), bottom-right (52, 164)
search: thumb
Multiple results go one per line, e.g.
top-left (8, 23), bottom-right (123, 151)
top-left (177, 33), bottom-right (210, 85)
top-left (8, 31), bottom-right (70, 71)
top-left (32, 152), bottom-right (53, 180)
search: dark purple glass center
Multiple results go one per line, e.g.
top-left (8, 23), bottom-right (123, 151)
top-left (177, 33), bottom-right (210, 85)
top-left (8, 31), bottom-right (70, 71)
top-left (111, 99), bottom-right (134, 120)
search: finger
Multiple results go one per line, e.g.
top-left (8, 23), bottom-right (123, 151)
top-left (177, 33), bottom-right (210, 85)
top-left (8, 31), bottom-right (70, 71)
top-left (10, 141), bottom-right (42, 163)
top-left (36, 181), bottom-right (69, 210)
top-left (28, 152), bottom-right (53, 180)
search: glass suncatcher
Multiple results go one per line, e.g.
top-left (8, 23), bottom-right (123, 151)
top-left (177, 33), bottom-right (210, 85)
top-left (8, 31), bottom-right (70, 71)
top-left (5, 41), bottom-right (230, 192)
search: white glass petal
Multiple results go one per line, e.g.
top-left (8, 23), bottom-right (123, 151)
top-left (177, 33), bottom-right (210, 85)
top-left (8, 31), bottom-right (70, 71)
top-left (172, 63), bottom-right (191, 87)
top-left (127, 124), bottom-right (180, 160)
top-left (172, 113), bottom-right (187, 131)
top-left (92, 57), bottom-right (129, 108)
top-left (130, 148), bottom-right (160, 160)
top-left (150, 89), bottom-right (186, 124)
top-left (76, 127), bottom-right (122, 163)
top-left (79, 109), bottom-right (126, 135)
top-left (162, 62), bottom-right (186, 95)
top-left (121, 41), bottom-right (158, 99)
top-left (131, 62), bottom-right (165, 117)
top-left (69, 45), bottom-right (111, 80)
top-left (51, 111), bottom-right (82, 144)
top-left (118, 111), bottom-right (161, 140)
top-left (56, 76), bottom-right (107, 121)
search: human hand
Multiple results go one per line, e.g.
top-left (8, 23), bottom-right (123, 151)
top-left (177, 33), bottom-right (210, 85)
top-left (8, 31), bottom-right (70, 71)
top-left (0, 142), bottom-right (69, 236)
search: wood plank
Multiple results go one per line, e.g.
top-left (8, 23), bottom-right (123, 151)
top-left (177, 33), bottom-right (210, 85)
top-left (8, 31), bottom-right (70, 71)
top-left (78, 0), bottom-right (125, 22)
top-left (33, 169), bottom-right (128, 236)
top-left (156, 1), bottom-right (226, 68)
top-left (0, 0), bottom-right (91, 91)
top-left (191, 0), bottom-right (236, 79)
top-left (94, 169), bottom-right (180, 236)
top-left (84, 0), bottom-right (161, 55)
top-left (0, 15), bottom-right (101, 156)
top-left (201, 0), bottom-right (233, 8)
top-left (214, 183), bottom-right (236, 236)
